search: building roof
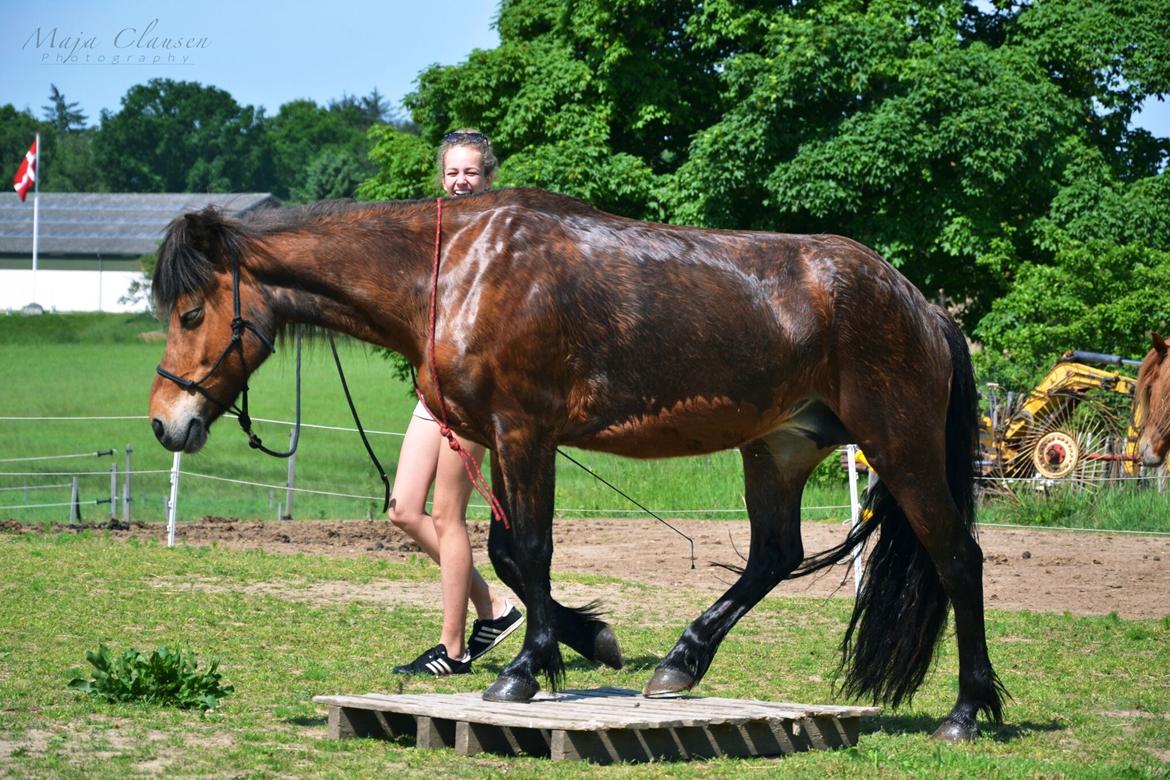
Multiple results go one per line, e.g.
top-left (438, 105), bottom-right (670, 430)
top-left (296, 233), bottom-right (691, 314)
top-left (0, 192), bottom-right (280, 257)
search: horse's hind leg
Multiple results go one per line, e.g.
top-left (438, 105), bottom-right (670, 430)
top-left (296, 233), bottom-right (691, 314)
top-left (882, 473), bottom-right (1005, 741)
top-left (644, 431), bottom-right (831, 696)
top-left (486, 457), bottom-right (622, 670)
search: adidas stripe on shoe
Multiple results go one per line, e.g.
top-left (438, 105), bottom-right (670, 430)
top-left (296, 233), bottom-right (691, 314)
top-left (467, 602), bottom-right (524, 661)
top-left (392, 644), bottom-right (472, 676)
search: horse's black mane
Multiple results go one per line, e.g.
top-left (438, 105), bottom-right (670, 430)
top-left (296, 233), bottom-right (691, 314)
top-left (150, 199), bottom-right (399, 316)
top-left (150, 189), bottom-right (599, 317)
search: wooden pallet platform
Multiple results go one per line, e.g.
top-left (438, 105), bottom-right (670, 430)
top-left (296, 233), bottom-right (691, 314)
top-left (314, 686), bottom-right (879, 764)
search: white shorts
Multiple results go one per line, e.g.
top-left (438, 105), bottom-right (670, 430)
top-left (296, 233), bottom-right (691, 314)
top-left (412, 399), bottom-right (436, 422)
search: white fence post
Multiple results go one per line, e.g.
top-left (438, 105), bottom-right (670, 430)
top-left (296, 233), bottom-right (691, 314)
top-left (69, 476), bottom-right (81, 523)
top-left (122, 444), bottom-right (132, 523)
top-left (166, 451), bottom-right (181, 548)
top-left (846, 445), bottom-right (863, 595)
top-left (283, 429), bottom-right (297, 520)
top-left (109, 461), bottom-right (117, 520)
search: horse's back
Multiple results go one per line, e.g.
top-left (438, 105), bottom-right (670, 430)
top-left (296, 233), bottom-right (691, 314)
top-left (449, 191), bottom-right (950, 455)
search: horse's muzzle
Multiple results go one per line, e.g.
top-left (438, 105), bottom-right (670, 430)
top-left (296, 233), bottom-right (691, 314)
top-left (1140, 441), bottom-right (1166, 468)
top-left (152, 416), bottom-right (208, 453)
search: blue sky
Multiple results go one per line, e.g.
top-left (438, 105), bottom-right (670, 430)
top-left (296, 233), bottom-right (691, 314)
top-left (2, 0), bottom-right (1167, 139)
top-left (2, 1), bottom-right (501, 122)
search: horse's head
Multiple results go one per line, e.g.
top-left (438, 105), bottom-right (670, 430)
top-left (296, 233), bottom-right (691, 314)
top-left (149, 208), bottom-right (275, 453)
top-left (1136, 332), bottom-right (1170, 467)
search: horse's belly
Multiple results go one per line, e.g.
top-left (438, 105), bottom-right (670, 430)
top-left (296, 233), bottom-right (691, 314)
top-left (567, 395), bottom-right (782, 458)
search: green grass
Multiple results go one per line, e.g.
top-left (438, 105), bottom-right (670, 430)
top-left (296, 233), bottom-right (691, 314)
top-left (979, 485), bottom-right (1170, 533)
top-left (1, 532), bottom-right (1168, 777)
top-left (0, 310), bottom-right (163, 344)
top-left (0, 312), bottom-right (849, 525)
top-left (2, 312), bottom-right (1167, 533)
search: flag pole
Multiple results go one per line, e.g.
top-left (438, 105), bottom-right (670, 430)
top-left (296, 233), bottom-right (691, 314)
top-left (30, 132), bottom-right (40, 306)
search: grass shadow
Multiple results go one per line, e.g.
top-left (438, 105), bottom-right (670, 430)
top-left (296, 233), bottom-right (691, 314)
top-left (562, 653), bottom-right (663, 674)
top-left (285, 715), bottom-right (328, 728)
top-left (474, 653), bottom-right (663, 676)
top-left (864, 713), bottom-right (1065, 742)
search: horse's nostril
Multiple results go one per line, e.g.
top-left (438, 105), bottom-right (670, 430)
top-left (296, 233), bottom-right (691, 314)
top-left (151, 418), bottom-right (165, 441)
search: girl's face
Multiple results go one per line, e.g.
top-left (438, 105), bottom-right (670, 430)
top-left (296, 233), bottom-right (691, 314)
top-left (442, 146), bottom-right (492, 196)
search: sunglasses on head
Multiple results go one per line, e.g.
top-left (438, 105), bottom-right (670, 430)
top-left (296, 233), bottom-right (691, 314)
top-left (443, 131), bottom-right (489, 144)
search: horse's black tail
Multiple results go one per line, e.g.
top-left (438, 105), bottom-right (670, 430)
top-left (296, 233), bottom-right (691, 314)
top-left (791, 309), bottom-right (985, 710)
top-left (790, 479), bottom-right (948, 708)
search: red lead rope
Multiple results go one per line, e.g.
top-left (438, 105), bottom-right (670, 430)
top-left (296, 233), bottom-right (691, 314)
top-left (417, 197), bottom-right (511, 528)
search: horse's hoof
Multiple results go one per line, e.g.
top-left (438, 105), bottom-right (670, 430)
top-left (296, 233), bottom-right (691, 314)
top-left (642, 666), bottom-right (694, 698)
top-left (594, 625), bottom-right (623, 670)
top-left (931, 719), bottom-right (978, 742)
top-left (483, 674), bottom-right (540, 703)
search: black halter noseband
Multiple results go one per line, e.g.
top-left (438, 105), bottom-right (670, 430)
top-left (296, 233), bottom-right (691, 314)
top-left (155, 249), bottom-right (302, 459)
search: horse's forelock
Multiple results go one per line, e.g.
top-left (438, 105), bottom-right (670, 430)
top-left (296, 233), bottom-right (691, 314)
top-left (151, 207), bottom-right (239, 316)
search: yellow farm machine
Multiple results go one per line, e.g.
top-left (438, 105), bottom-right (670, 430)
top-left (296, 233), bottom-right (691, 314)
top-left (978, 350), bottom-right (1147, 490)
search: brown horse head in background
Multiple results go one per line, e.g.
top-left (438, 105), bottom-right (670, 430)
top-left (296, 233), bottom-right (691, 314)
top-left (148, 189), bottom-right (1006, 741)
top-left (1136, 332), bottom-right (1170, 467)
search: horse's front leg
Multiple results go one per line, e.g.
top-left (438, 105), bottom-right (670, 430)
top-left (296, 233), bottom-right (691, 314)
top-left (482, 429), bottom-right (561, 702)
top-left (646, 434), bottom-right (820, 697)
top-left (487, 457), bottom-right (623, 670)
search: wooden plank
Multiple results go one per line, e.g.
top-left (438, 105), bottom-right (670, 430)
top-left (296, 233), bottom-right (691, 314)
top-left (315, 689), bottom-right (876, 763)
top-left (326, 704), bottom-right (415, 741)
top-left (415, 716), bottom-right (456, 749)
top-left (553, 727), bottom-right (645, 763)
top-left (456, 721), bottom-right (553, 758)
top-left (318, 690), bottom-right (875, 731)
top-left (552, 721), bottom-right (805, 764)
top-left (349, 687), bottom-right (879, 718)
top-left (560, 687), bottom-right (880, 717)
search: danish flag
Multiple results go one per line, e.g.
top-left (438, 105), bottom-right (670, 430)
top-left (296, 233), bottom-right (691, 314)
top-left (13, 137), bottom-right (37, 202)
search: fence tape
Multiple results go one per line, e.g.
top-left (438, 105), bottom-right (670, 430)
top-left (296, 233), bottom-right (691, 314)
top-left (0, 413), bottom-right (406, 438)
top-left (0, 482), bottom-right (72, 492)
top-left (179, 470), bottom-right (383, 502)
top-left (0, 500), bottom-right (99, 510)
top-left (0, 450), bottom-right (116, 463)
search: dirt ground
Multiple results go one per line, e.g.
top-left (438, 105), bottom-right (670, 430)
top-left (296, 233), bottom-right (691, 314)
top-left (6, 516), bottom-right (1168, 620)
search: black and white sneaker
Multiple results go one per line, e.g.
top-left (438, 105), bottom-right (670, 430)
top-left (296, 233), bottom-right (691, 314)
top-left (467, 602), bottom-right (525, 661)
top-left (392, 644), bottom-right (472, 676)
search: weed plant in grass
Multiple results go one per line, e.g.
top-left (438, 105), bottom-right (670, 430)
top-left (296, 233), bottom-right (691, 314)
top-left (1, 532), bottom-right (1168, 777)
top-left (69, 643), bottom-right (233, 711)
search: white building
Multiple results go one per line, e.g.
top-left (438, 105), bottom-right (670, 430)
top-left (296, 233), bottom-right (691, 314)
top-left (0, 192), bottom-right (278, 312)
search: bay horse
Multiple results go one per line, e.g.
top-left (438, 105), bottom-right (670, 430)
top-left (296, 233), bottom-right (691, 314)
top-left (148, 189), bottom-right (1006, 741)
top-left (1136, 333), bottom-right (1170, 468)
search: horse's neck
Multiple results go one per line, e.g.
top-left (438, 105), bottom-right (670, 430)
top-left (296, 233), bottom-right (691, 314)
top-left (257, 220), bottom-right (432, 362)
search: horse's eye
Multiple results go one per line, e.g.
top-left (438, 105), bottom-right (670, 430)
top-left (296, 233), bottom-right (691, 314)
top-left (180, 307), bottom-right (203, 327)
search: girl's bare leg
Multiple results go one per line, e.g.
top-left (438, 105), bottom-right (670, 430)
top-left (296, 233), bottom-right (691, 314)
top-left (388, 417), bottom-right (505, 655)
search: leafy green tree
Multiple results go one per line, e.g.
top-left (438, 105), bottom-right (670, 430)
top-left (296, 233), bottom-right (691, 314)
top-left (93, 79), bottom-right (271, 192)
top-left (365, 0), bottom-right (1168, 383)
top-left (975, 242), bottom-right (1170, 387)
top-left (41, 130), bottom-right (106, 193)
top-left (266, 99), bottom-right (368, 199)
top-left (386, 0), bottom-right (722, 216)
top-left (0, 105), bottom-right (45, 176)
top-left (42, 84), bottom-right (87, 132)
top-left (360, 87), bottom-right (393, 127)
top-left (291, 147), bottom-right (371, 201)
top-left (973, 140), bottom-right (1170, 384)
top-left (357, 125), bottom-right (435, 200)
top-left (1, 103), bottom-right (105, 192)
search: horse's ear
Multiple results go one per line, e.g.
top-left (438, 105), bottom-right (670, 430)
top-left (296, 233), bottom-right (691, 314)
top-left (1153, 332), bottom-right (1168, 358)
top-left (181, 207), bottom-right (229, 266)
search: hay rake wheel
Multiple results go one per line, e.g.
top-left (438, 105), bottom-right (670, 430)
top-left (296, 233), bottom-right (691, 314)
top-left (996, 391), bottom-right (1129, 492)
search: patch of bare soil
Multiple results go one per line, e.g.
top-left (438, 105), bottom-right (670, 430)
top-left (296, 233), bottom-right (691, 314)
top-left (3, 516), bottom-right (1169, 619)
